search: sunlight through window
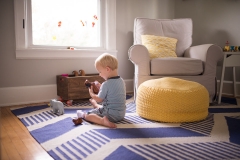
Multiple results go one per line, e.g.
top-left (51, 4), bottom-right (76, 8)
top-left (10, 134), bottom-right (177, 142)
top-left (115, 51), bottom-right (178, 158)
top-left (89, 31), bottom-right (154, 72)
top-left (14, 0), bottom-right (116, 59)
top-left (31, 0), bottom-right (100, 47)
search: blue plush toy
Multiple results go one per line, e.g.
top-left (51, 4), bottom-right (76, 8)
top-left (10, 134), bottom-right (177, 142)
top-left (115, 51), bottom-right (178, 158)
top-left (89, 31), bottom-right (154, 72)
top-left (50, 99), bottom-right (64, 115)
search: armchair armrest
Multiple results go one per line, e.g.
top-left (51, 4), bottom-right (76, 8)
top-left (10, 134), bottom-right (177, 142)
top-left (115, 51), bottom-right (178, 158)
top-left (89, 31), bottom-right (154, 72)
top-left (184, 44), bottom-right (223, 75)
top-left (128, 44), bottom-right (150, 76)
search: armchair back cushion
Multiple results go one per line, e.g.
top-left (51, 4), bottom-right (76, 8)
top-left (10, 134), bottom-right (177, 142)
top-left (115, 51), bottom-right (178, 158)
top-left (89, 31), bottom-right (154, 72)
top-left (134, 18), bottom-right (193, 57)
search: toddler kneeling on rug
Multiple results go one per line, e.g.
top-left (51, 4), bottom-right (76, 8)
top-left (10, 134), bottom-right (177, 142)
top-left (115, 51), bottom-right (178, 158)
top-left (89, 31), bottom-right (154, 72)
top-left (72, 53), bottom-right (126, 128)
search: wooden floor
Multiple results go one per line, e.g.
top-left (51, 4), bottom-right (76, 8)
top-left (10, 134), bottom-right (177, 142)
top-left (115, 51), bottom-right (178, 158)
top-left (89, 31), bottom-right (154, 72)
top-left (0, 103), bottom-right (54, 160)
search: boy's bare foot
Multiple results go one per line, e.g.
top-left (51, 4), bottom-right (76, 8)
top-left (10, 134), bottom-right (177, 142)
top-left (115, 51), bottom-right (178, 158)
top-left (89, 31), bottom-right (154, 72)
top-left (89, 98), bottom-right (99, 108)
top-left (103, 116), bottom-right (116, 128)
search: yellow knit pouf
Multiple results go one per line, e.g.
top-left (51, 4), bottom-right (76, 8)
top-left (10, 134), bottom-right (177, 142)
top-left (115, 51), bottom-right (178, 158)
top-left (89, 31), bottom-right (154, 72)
top-left (136, 77), bottom-right (209, 123)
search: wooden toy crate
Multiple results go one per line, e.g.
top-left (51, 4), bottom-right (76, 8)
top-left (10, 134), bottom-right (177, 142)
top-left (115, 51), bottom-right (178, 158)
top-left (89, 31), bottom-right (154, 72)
top-left (57, 74), bottom-right (105, 100)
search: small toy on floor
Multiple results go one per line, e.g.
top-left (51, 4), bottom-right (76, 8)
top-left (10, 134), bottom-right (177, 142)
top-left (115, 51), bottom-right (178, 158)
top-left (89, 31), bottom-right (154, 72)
top-left (66, 100), bottom-right (73, 106)
top-left (58, 96), bottom-right (63, 102)
top-left (49, 99), bottom-right (64, 115)
top-left (72, 110), bottom-right (85, 125)
top-left (84, 80), bottom-right (101, 94)
top-left (72, 117), bottom-right (83, 125)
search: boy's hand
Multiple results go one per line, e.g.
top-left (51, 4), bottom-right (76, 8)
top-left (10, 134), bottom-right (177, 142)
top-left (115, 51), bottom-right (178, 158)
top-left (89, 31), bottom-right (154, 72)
top-left (89, 86), bottom-right (103, 103)
top-left (85, 79), bottom-right (100, 94)
top-left (94, 81), bottom-right (101, 89)
top-left (89, 86), bottom-right (94, 97)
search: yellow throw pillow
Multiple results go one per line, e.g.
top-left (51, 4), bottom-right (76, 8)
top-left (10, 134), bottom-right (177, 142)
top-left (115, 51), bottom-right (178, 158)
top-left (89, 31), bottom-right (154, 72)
top-left (141, 35), bottom-right (178, 59)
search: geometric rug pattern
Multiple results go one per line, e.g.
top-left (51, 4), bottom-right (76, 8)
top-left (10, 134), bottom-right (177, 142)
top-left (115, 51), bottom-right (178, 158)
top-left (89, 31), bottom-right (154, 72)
top-left (10, 97), bottom-right (240, 160)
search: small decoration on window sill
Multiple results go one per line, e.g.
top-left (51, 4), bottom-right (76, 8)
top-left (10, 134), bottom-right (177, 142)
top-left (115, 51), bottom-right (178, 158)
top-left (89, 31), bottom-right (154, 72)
top-left (67, 47), bottom-right (75, 50)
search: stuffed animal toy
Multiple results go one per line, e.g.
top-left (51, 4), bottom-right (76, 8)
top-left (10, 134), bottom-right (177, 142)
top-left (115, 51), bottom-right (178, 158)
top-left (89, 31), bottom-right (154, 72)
top-left (72, 69), bottom-right (86, 76)
top-left (84, 80), bottom-right (101, 94)
top-left (72, 70), bottom-right (79, 76)
top-left (50, 99), bottom-right (64, 115)
top-left (79, 69), bottom-right (86, 76)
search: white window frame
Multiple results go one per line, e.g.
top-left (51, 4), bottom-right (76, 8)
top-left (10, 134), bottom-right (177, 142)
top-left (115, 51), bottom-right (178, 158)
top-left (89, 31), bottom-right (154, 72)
top-left (14, 0), bottom-right (117, 59)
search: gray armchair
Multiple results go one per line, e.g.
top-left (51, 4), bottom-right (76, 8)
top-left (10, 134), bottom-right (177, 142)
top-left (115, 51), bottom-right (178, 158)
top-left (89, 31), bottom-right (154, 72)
top-left (128, 18), bottom-right (223, 103)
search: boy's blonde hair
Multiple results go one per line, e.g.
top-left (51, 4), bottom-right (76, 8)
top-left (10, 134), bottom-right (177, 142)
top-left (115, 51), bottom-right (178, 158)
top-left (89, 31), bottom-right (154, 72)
top-left (95, 53), bottom-right (118, 70)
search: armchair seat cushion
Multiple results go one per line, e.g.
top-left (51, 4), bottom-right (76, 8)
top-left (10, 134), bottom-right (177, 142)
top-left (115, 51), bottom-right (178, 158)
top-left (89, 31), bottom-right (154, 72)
top-left (151, 57), bottom-right (203, 76)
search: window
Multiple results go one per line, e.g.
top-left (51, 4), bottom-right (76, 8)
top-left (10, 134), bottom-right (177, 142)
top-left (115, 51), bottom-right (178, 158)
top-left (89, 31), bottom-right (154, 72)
top-left (14, 0), bottom-right (116, 59)
top-left (31, 0), bottom-right (100, 47)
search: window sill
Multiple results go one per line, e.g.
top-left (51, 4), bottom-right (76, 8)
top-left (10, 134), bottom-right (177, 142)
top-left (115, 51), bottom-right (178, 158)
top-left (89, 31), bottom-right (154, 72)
top-left (16, 49), bottom-right (117, 59)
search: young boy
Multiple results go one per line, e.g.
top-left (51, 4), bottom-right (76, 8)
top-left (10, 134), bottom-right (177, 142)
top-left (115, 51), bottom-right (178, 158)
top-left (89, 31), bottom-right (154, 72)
top-left (73, 53), bottom-right (126, 128)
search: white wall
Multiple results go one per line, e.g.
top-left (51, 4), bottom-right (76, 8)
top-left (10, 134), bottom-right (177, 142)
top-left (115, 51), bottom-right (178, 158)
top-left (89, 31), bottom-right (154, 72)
top-left (175, 0), bottom-right (240, 97)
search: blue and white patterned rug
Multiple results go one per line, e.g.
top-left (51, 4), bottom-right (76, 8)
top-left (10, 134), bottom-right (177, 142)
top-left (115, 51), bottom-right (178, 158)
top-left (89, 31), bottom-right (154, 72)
top-left (11, 97), bottom-right (240, 160)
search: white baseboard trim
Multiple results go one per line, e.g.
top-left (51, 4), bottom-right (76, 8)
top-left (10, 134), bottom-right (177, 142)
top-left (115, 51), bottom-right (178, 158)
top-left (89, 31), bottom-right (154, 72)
top-left (124, 79), bottom-right (134, 93)
top-left (0, 79), bottom-right (134, 107)
top-left (2, 79), bottom-right (238, 107)
top-left (0, 85), bottom-right (57, 107)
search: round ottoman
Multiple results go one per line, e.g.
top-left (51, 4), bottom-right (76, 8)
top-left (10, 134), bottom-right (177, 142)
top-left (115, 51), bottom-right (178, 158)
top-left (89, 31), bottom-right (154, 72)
top-left (136, 77), bottom-right (209, 123)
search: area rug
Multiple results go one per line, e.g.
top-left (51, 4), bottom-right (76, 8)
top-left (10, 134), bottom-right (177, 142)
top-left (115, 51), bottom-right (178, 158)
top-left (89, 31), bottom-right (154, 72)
top-left (11, 97), bottom-right (240, 160)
